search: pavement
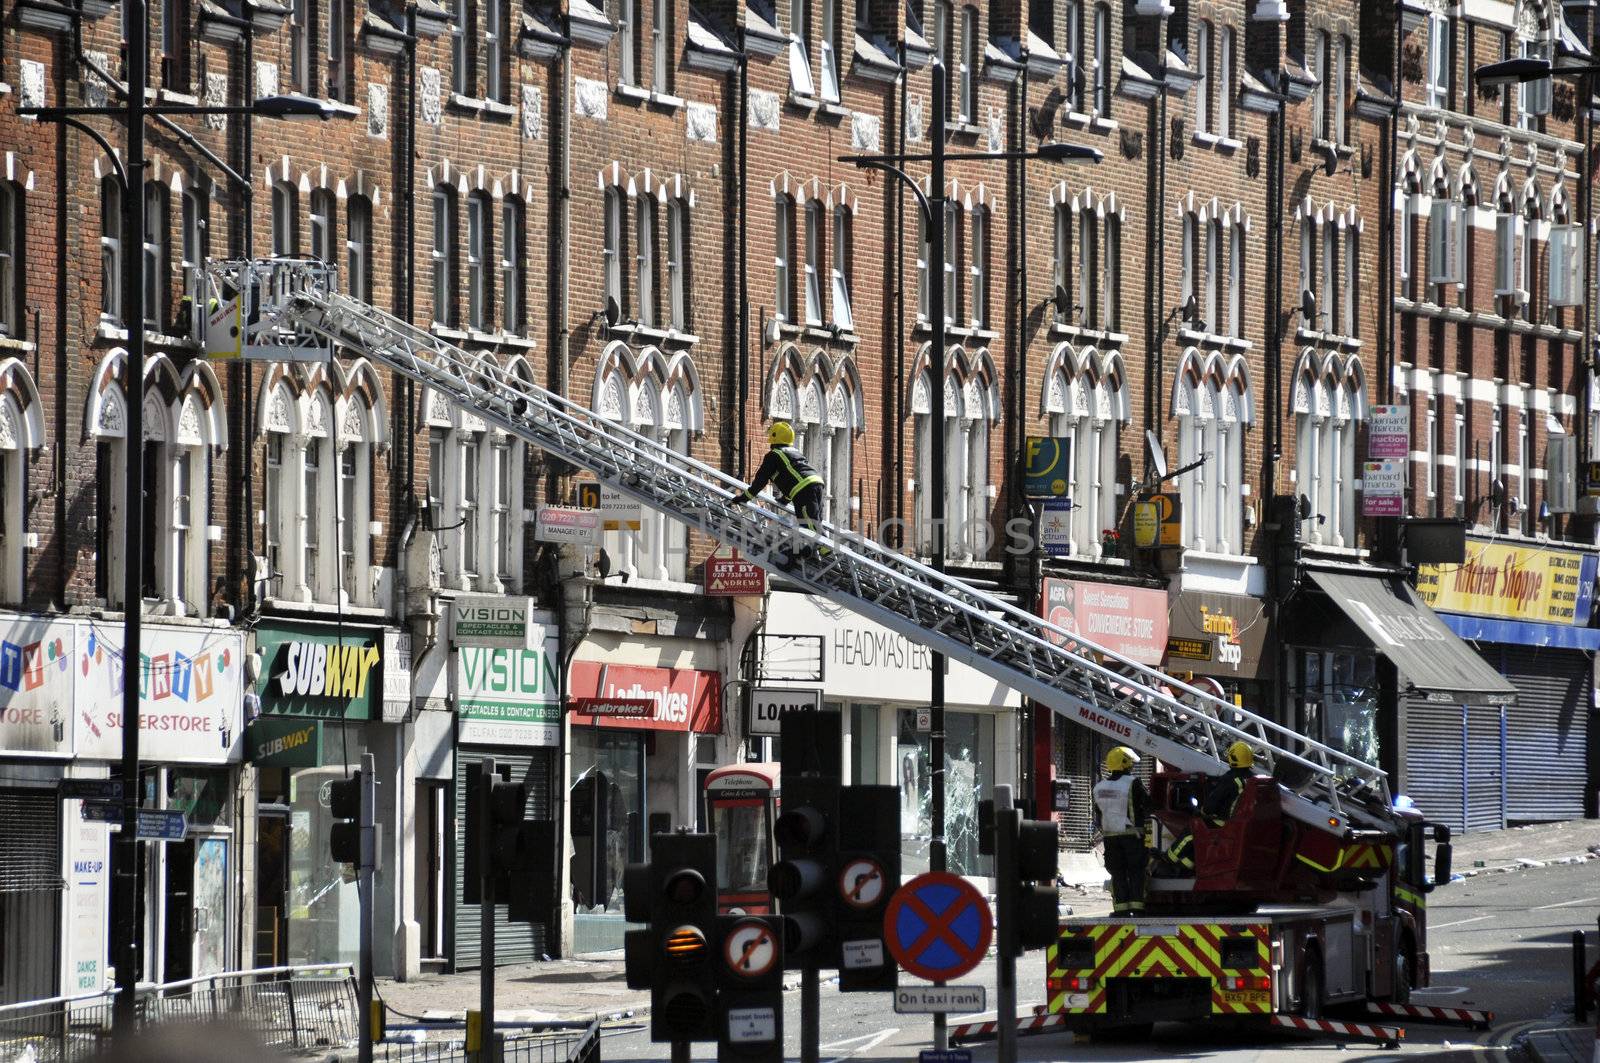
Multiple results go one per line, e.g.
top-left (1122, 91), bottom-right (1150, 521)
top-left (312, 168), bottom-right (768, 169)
top-left (372, 817), bottom-right (1600, 1035)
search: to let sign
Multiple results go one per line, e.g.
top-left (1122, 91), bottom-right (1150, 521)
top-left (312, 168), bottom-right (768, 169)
top-left (706, 552), bottom-right (767, 596)
top-left (1368, 405), bottom-right (1410, 459)
top-left (535, 506), bottom-right (600, 546)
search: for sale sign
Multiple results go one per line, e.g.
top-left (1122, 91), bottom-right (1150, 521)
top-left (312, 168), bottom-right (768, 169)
top-left (1362, 461), bottom-right (1405, 516)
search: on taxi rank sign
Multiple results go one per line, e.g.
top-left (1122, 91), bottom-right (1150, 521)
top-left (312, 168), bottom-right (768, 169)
top-left (884, 871), bottom-right (991, 1013)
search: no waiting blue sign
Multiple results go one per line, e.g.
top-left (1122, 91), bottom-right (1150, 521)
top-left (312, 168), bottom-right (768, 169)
top-left (883, 871), bottom-right (993, 983)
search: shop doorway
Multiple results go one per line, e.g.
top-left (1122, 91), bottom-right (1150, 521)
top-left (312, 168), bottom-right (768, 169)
top-left (162, 840), bottom-right (196, 984)
top-left (255, 807), bottom-right (290, 968)
top-left (415, 782), bottom-right (446, 965)
top-left (569, 730), bottom-right (645, 953)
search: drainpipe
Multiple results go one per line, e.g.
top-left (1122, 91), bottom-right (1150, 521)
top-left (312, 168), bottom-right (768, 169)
top-left (405, 5), bottom-right (419, 499)
top-left (738, 43), bottom-right (750, 477)
top-left (557, 28), bottom-right (573, 420)
top-left (894, 40), bottom-right (907, 532)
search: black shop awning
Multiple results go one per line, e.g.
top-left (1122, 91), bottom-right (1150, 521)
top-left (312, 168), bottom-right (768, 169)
top-left (1306, 570), bottom-right (1517, 705)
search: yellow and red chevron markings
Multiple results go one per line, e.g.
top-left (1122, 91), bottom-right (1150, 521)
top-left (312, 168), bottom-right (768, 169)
top-left (1048, 922), bottom-right (1273, 1015)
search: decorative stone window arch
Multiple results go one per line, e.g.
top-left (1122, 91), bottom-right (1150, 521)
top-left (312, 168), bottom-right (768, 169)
top-left (330, 358), bottom-right (388, 606)
top-left (1172, 348), bottom-right (1251, 554)
top-left (1044, 344), bottom-right (1127, 559)
top-left (0, 358), bottom-right (41, 604)
top-left (1291, 349), bottom-right (1365, 548)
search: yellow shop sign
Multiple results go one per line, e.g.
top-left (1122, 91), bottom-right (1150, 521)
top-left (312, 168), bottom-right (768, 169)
top-left (1415, 539), bottom-right (1598, 626)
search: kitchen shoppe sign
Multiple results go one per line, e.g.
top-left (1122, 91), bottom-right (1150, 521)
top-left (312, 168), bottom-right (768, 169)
top-left (77, 623), bottom-right (245, 764)
top-left (0, 617), bottom-right (75, 756)
top-left (255, 622), bottom-right (384, 719)
top-left (1416, 538), bottom-right (1598, 626)
top-left (568, 661), bottom-right (722, 733)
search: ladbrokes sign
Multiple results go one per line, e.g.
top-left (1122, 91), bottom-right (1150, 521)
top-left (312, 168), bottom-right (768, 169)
top-left (256, 623), bottom-right (384, 719)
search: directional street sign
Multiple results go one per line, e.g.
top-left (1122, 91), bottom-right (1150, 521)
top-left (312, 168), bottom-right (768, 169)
top-left (80, 801), bottom-right (121, 823)
top-left (59, 779), bottom-right (124, 802)
top-left (883, 871), bottom-right (993, 983)
top-left (135, 809), bottom-right (188, 842)
top-left (893, 984), bottom-right (987, 1013)
top-left (839, 857), bottom-right (886, 911)
top-left (722, 917), bottom-right (779, 980)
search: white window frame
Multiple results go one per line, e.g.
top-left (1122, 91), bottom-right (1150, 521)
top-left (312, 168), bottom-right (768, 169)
top-left (102, 179), bottom-right (123, 323)
top-left (1424, 380), bottom-right (1438, 505)
top-left (1104, 211), bottom-right (1120, 332)
top-left (467, 190), bottom-right (490, 331)
top-left (1054, 203), bottom-right (1072, 321)
top-left (485, 0), bottom-right (504, 102)
top-left (180, 188), bottom-right (204, 333)
top-left (451, 0), bottom-right (472, 96)
top-left (959, 6), bottom-right (978, 124)
top-left (668, 197), bottom-right (690, 330)
top-left (1076, 203), bottom-right (1095, 326)
top-left (1453, 406), bottom-right (1466, 506)
top-left (336, 431), bottom-right (373, 606)
top-left (619, 0), bottom-right (639, 87)
top-left (1204, 216), bottom-right (1220, 331)
top-left (651, 0), bottom-right (669, 94)
top-left (327, 0), bottom-right (346, 100)
top-left (272, 181), bottom-right (298, 257)
top-left (803, 200), bottom-right (824, 326)
top-left (1343, 222), bottom-right (1358, 336)
top-left (1548, 222), bottom-right (1583, 307)
top-left (775, 195), bottom-right (793, 322)
top-left (944, 202), bottom-right (961, 326)
top-left (142, 184), bottom-right (167, 333)
top-left (831, 204), bottom-right (853, 331)
top-left (1217, 26), bottom-right (1233, 138)
top-left (636, 193), bottom-right (656, 327)
top-left (1227, 219), bottom-right (1242, 338)
top-left (309, 187), bottom-right (335, 263)
top-left (968, 206), bottom-right (986, 329)
top-left (460, 430), bottom-right (481, 580)
top-left (1195, 21), bottom-right (1211, 134)
top-left (916, 209), bottom-right (930, 322)
top-left (790, 0), bottom-right (816, 96)
top-left (820, 0), bottom-right (841, 103)
top-left (604, 186), bottom-right (625, 319)
top-left (291, 0), bottom-right (313, 94)
top-left (432, 186), bottom-right (455, 327)
top-left (1428, 197), bottom-right (1460, 288)
top-left (1064, 0), bottom-right (1082, 112)
top-left (1426, 13), bottom-right (1450, 109)
top-left (1093, 4), bottom-right (1110, 115)
top-left (347, 195), bottom-right (371, 305)
top-left (500, 196), bottom-right (523, 332)
top-left (1332, 35), bottom-right (1349, 145)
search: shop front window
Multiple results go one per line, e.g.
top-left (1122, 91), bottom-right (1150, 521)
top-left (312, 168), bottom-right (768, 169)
top-left (285, 764), bottom-right (361, 966)
top-left (897, 709), bottom-right (994, 877)
top-left (1297, 649), bottom-right (1379, 778)
top-left (712, 801), bottom-right (771, 899)
top-left (569, 728), bottom-right (646, 951)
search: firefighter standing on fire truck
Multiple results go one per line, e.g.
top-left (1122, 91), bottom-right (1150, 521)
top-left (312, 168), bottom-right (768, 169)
top-left (1094, 746), bottom-right (1150, 914)
top-left (1160, 740), bottom-right (1257, 875)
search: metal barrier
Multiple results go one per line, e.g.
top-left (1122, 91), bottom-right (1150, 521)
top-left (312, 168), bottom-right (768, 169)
top-left (373, 1019), bottom-right (602, 1063)
top-left (0, 964), bottom-right (357, 1062)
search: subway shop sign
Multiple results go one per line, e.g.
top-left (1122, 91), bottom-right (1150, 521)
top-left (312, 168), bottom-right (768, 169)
top-left (256, 623), bottom-right (385, 719)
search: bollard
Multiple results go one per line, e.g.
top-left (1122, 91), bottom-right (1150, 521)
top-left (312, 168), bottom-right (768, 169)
top-left (1576, 930), bottom-right (1590, 1023)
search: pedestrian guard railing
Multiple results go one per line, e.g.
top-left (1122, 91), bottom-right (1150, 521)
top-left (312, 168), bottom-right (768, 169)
top-left (0, 964), bottom-right (358, 1062)
top-left (225, 256), bottom-right (1395, 838)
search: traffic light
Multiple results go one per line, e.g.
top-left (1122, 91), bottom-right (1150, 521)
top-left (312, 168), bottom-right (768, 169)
top-left (464, 765), bottom-right (525, 905)
top-left (715, 915), bottom-right (785, 1063)
top-left (501, 819), bottom-right (557, 925)
top-left (623, 832), bottom-right (720, 1043)
top-left (767, 775), bottom-right (838, 968)
top-left (834, 785), bottom-right (899, 992)
top-left (988, 801), bottom-right (1061, 955)
top-left (328, 773), bottom-right (362, 865)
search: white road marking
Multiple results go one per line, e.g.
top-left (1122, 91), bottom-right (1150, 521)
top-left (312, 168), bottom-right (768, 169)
top-left (1531, 896), bottom-right (1598, 910)
top-left (821, 1027), bottom-right (900, 1060)
top-left (1430, 914), bottom-right (1494, 929)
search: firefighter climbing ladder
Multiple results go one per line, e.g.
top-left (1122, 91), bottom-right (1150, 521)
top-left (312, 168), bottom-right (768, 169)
top-left (224, 258), bottom-right (1393, 838)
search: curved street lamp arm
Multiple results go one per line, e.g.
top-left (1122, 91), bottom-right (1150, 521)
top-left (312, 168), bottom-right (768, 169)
top-left (849, 158), bottom-right (934, 227)
top-left (59, 115), bottom-right (128, 190)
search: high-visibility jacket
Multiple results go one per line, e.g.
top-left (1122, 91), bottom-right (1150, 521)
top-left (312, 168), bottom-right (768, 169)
top-left (743, 444), bottom-right (823, 500)
top-left (1202, 767), bottom-right (1252, 823)
top-left (1093, 772), bottom-right (1149, 837)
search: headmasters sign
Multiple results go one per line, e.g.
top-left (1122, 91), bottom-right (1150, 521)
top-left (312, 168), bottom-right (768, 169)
top-left (456, 607), bottom-right (561, 746)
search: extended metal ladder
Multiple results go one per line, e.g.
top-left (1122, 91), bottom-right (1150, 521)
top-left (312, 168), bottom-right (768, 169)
top-left (235, 259), bottom-right (1394, 837)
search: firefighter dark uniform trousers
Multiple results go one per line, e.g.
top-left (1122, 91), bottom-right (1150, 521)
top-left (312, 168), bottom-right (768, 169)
top-left (1094, 771), bottom-right (1149, 914)
top-left (740, 429), bottom-right (825, 555)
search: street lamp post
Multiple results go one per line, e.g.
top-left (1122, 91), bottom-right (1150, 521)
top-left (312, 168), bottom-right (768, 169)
top-left (1475, 56), bottom-right (1596, 482)
top-left (23, 25), bottom-right (328, 1034)
top-left (840, 57), bottom-right (1098, 1051)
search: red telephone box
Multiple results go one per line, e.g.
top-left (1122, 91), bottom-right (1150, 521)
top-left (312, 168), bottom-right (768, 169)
top-left (702, 762), bottom-right (781, 914)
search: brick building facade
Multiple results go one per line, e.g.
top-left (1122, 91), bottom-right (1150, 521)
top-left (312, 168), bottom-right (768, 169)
top-left (0, 0), bottom-right (1594, 991)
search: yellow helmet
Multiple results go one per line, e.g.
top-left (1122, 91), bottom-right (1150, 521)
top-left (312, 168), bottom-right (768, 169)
top-left (767, 421), bottom-right (795, 447)
top-left (1104, 746), bottom-right (1140, 773)
top-left (1226, 741), bottom-right (1254, 769)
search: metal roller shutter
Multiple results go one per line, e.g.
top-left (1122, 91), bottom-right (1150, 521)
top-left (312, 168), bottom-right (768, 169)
top-left (1402, 700), bottom-right (1467, 834)
top-left (452, 748), bottom-right (555, 969)
top-left (0, 789), bottom-right (61, 892)
top-left (1498, 646), bottom-right (1591, 823)
top-left (1465, 703), bottom-right (1506, 833)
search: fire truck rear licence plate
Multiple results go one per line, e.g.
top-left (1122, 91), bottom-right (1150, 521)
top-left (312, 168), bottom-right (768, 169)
top-left (1220, 990), bottom-right (1269, 1005)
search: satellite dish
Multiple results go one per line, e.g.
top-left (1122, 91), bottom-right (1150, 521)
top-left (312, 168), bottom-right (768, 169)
top-left (1300, 288), bottom-right (1317, 325)
top-left (1146, 429), bottom-right (1168, 480)
top-left (1054, 283), bottom-right (1072, 318)
top-left (603, 296), bottom-right (622, 329)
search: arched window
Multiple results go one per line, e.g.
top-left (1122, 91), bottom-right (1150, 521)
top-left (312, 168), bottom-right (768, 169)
top-left (467, 189), bottom-right (493, 331)
top-left (1046, 347), bottom-right (1126, 559)
top-left (501, 194), bottom-right (525, 333)
top-left (432, 184), bottom-right (457, 327)
top-left (0, 360), bottom-right (43, 604)
top-left (309, 187), bottom-right (337, 263)
top-left (1292, 352), bottom-right (1364, 547)
top-left (142, 183), bottom-right (170, 332)
top-left (0, 181), bottom-right (23, 339)
top-left (604, 184), bottom-right (627, 320)
top-left (101, 177), bottom-right (123, 323)
top-left (912, 348), bottom-right (998, 561)
top-left (1173, 351), bottom-right (1250, 553)
top-left (272, 179), bottom-right (298, 257)
top-left (346, 194), bottom-right (373, 305)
